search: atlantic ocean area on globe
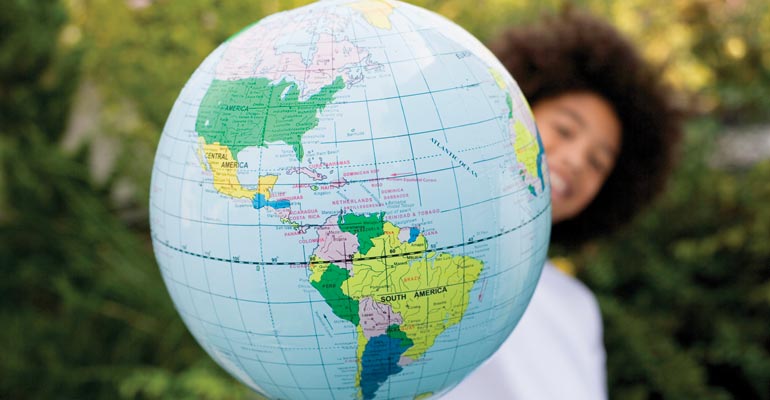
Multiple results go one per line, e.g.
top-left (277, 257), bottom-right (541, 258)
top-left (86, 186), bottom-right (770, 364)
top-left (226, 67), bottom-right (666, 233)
top-left (149, 1), bottom-right (551, 399)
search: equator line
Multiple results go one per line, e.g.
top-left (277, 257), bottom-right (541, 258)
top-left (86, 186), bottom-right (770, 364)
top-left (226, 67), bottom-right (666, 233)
top-left (152, 204), bottom-right (549, 266)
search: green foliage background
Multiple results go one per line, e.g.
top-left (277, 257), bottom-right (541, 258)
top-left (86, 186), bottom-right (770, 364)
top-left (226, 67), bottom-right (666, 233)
top-left (1, 0), bottom-right (768, 398)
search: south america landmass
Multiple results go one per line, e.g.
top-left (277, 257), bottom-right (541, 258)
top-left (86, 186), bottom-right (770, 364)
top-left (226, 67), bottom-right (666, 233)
top-left (309, 212), bottom-right (484, 399)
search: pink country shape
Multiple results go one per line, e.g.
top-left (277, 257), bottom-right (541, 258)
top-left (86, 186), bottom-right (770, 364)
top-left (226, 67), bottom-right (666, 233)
top-left (359, 296), bottom-right (405, 339)
top-left (312, 214), bottom-right (359, 271)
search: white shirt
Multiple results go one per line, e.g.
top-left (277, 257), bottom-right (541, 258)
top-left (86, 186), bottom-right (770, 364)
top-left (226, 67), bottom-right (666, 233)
top-left (441, 261), bottom-right (607, 400)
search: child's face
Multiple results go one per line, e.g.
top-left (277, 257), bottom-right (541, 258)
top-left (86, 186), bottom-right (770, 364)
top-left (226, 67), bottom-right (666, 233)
top-left (532, 91), bottom-right (621, 224)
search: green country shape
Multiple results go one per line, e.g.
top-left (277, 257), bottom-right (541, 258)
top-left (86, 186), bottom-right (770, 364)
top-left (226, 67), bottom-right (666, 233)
top-left (386, 324), bottom-right (414, 349)
top-left (506, 92), bottom-right (513, 119)
top-left (338, 212), bottom-right (386, 255)
top-left (196, 76), bottom-right (345, 161)
top-left (310, 261), bottom-right (360, 326)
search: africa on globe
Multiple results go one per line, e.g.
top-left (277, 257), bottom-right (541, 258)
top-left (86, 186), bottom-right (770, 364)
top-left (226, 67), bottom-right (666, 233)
top-left (149, 0), bottom-right (551, 399)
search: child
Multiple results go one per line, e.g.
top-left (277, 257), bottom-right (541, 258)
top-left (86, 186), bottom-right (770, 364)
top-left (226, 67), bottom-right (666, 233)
top-left (443, 9), bottom-right (682, 399)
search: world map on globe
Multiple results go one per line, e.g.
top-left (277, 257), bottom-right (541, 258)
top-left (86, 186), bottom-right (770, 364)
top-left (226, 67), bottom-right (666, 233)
top-left (149, 0), bottom-right (551, 399)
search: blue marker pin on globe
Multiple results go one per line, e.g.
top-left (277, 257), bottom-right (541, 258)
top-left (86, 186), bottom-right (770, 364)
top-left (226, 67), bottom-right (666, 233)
top-left (149, 1), bottom-right (551, 399)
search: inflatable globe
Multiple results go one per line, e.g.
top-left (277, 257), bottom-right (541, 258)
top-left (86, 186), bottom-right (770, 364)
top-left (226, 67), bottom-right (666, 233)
top-left (150, 1), bottom-right (551, 398)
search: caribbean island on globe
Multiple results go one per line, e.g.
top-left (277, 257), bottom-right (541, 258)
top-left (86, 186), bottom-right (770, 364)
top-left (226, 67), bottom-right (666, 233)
top-left (149, 0), bottom-right (551, 399)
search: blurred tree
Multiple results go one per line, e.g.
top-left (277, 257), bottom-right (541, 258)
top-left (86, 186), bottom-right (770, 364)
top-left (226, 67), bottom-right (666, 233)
top-left (577, 124), bottom-right (770, 399)
top-left (588, 0), bottom-right (770, 122)
top-left (681, 0), bottom-right (770, 123)
top-left (0, 0), bottom-right (255, 398)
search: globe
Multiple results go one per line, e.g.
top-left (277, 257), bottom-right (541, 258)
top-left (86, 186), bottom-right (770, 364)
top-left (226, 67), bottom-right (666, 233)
top-left (150, 1), bottom-right (551, 399)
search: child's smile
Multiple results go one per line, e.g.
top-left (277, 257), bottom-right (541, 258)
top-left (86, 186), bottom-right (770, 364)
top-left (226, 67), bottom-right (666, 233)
top-left (533, 91), bottom-right (621, 224)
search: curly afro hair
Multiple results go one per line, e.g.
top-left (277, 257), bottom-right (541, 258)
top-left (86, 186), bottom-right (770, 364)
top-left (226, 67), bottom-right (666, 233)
top-left (489, 8), bottom-right (684, 247)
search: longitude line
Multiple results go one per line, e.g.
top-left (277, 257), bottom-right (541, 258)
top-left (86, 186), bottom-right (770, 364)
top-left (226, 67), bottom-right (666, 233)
top-left (299, 12), bottom-right (339, 400)
top-left (226, 205), bottom-right (254, 349)
top-left (192, 127), bottom-right (281, 395)
top-left (347, 6), bottom-right (382, 202)
top-left (370, 16), bottom-right (423, 207)
top-left (303, 241), bottom-right (339, 400)
top-left (151, 203), bottom-right (546, 266)
top-left (255, 129), bottom-right (308, 399)
top-left (392, 7), bottom-right (467, 391)
top-left (179, 62), bottom-right (255, 387)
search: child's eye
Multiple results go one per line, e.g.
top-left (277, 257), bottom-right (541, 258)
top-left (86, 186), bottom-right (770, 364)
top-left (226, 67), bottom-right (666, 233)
top-left (555, 125), bottom-right (573, 139)
top-left (589, 155), bottom-right (609, 174)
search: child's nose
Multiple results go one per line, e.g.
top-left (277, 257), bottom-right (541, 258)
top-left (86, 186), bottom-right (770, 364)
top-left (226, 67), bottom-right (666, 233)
top-left (562, 141), bottom-right (592, 174)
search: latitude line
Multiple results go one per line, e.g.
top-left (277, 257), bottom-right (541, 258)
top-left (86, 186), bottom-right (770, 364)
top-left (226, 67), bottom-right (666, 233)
top-left (160, 247), bottom-right (539, 310)
top-left (152, 204), bottom-right (548, 266)
top-left (161, 235), bottom-right (545, 332)
top-left (152, 161), bottom-right (480, 190)
top-left (155, 305), bottom-right (540, 390)
top-left (178, 80), bottom-right (483, 111)
top-left (159, 130), bottom-right (511, 179)
top-left (155, 227), bottom-right (549, 317)
top-left (162, 114), bottom-right (501, 146)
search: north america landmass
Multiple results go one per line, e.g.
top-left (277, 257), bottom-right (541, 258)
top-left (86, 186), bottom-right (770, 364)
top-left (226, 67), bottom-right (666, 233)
top-left (193, 67), bottom-right (544, 230)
